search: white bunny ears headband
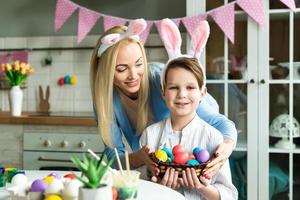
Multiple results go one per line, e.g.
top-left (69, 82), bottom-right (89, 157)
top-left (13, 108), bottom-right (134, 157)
top-left (97, 19), bottom-right (147, 57)
top-left (160, 18), bottom-right (210, 87)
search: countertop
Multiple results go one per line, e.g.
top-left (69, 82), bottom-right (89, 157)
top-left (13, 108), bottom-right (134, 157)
top-left (0, 112), bottom-right (97, 126)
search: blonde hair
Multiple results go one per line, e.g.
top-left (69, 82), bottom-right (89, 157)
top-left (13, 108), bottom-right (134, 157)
top-left (90, 26), bottom-right (150, 148)
top-left (163, 57), bottom-right (205, 90)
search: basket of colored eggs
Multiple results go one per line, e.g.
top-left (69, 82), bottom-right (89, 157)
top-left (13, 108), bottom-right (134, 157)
top-left (150, 145), bottom-right (210, 178)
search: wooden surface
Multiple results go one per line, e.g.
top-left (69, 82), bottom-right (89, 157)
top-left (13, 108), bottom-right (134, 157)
top-left (0, 112), bottom-right (97, 126)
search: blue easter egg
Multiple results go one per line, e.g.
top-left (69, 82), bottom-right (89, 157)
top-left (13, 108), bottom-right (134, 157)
top-left (64, 75), bottom-right (71, 84)
top-left (166, 157), bottom-right (173, 163)
top-left (187, 159), bottom-right (200, 166)
top-left (162, 147), bottom-right (174, 159)
top-left (193, 147), bottom-right (202, 156)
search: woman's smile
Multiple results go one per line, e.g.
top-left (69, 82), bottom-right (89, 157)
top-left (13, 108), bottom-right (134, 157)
top-left (125, 79), bottom-right (139, 87)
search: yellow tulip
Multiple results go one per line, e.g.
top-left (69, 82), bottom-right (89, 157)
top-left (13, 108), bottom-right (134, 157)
top-left (6, 64), bottom-right (12, 71)
top-left (20, 63), bottom-right (26, 71)
top-left (14, 60), bottom-right (20, 66)
top-left (14, 63), bottom-right (21, 71)
top-left (1, 64), bottom-right (6, 72)
top-left (21, 68), bottom-right (26, 75)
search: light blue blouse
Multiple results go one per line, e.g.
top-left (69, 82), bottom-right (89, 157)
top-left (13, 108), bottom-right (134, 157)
top-left (102, 63), bottom-right (237, 168)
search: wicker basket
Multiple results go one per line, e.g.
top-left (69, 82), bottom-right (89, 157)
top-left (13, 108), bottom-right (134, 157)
top-left (150, 153), bottom-right (207, 178)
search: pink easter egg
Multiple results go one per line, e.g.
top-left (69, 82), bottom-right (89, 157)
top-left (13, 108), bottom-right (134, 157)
top-left (196, 149), bottom-right (210, 163)
top-left (172, 145), bottom-right (185, 155)
top-left (173, 152), bottom-right (189, 164)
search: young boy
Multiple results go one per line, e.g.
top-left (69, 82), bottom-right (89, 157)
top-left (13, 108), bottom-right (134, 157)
top-left (140, 57), bottom-right (238, 200)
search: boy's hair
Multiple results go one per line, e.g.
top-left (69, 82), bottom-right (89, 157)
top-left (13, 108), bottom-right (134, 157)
top-left (163, 57), bottom-right (205, 90)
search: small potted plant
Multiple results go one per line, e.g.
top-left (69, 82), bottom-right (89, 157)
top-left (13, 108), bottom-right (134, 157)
top-left (70, 153), bottom-right (114, 200)
top-left (1, 60), bottom-right (34, 116)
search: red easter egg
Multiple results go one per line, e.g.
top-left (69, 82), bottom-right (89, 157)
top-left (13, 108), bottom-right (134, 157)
top-left (172, 144), bottom-right (185, 155)
top-left (112, 187), bottom-right (118, 200)
top-left (58, 78), bottom-right (65, 86)
top-left (188, 154), bottom-right (195, 160)
top-left (173, 152), bottom-right (189, 164)
top-left (63, 173), bottom-right (75, 179)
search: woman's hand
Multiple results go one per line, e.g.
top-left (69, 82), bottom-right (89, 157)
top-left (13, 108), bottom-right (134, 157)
top-left (129, 145), bottom-right (159, 176)
top-left (151, 168), bottom-right (180, 189)
top-left (140, 146), bottom-right (159, 176)
top-left (203, 139), bottom-right (234, 176)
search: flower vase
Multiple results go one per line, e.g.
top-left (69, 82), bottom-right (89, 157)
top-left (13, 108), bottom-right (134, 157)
top-left (78, 185), bottom-right (112, 200)
top-left (9, 85), bottom-right (23, 116)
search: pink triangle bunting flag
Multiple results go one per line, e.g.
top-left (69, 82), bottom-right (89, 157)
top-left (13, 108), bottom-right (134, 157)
top-left (209, 3), bottom-right (235, 43)
top-left (280, 0), bottom-right (296, 12)
top-left (54, 0), bottom-right (78, 32)
top-left (78, 8), bottom-right (101, 43)
top-left (182, 15), bottom-right (207, 37)
top-left (237, 0), bottom-right (265, 26)
top-left (140, 21), bottom-right (153, 44)
top-left (103, 16), bottom-right (127, 31)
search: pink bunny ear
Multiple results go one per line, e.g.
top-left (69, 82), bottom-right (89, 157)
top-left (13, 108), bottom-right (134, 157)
top-left (189, 20), bottom-right (210, 59)
top-left (160, 18), bottom-right (182, 60)
top-left (127, 18), bottom-right (147, 35)
top-left (101, 33), bottom-right (121, 45)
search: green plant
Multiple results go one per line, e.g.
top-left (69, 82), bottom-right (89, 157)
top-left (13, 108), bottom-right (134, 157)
top-left (1, 60), bottom-right (34, 86)
top-left (71, 153), bottom-right (114, 189)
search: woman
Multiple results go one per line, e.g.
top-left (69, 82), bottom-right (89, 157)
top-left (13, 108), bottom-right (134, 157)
top-left (90, 19), bottom-right (237, 176)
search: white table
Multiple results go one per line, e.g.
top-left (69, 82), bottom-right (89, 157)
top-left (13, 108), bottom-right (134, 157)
top-left (0, 170), bottom-right (186, 200)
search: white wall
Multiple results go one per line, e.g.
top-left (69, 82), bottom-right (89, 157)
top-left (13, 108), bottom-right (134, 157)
top-left (0, 35), bottom-right (98, 112)
top-left (0, 33), bottom-right (171, 112)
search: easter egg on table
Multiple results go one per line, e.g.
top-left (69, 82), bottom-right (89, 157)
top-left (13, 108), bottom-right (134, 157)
top-left (187, 159), bottom-right (200, 166)
top-left (63, 179), bottom-right (82, 197)
top-left (43, 176), bottom-right (55, 183)
top-left (30, 179), bottom-right (47, 192)
top-left (11, 174), bottom-right (28, 187)
top-left (172, 145), bottom-right (185, 155)
top-left (112, 187), bottom-right (118, 200)
top-left (63, 173), bottom-right (76, 180)
top-left (196, 149), bottom-right (210, 163)
top-left (48, 172), bottom-right (62, 179)
top-left (173, 152), bottom-right (189, 164)
top-left (193, 147), bottom-right (202, 156)
top-left (44, 194), bottom-right (63, 200)
top-left (154, 150), bottom-right (168, 162)
top-left (161, 147), bottom-right (174, 158)
top-left (45, 179), bottom-right (64, 194)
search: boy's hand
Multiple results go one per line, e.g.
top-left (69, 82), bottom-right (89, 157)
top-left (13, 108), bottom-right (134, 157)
top-left (203, 139), bottom-right (234, 176)
top-left (179, 168), bottom-right (209, 190)
top-left (151, 168), bottom-right (180, 189)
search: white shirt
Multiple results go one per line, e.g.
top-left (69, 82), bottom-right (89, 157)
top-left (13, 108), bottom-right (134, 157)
top-left (140, 115), bottom-right (238, 200)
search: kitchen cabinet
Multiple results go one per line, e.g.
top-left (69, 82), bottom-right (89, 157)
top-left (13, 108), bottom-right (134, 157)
top-left (0, 114), bottom-right (100, 169)
top-left (259, 1), bottom-right (300, 200)
top-left (188, 0), bottom-right (300, 199)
